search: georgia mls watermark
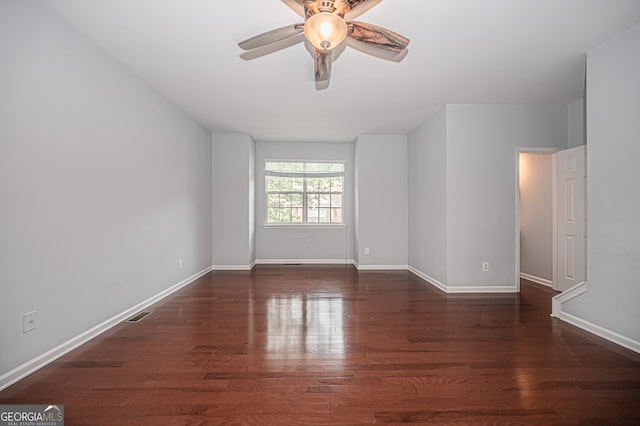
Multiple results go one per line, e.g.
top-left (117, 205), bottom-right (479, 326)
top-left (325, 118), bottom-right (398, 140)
top-left (0, 405), bottom-right (63, 426)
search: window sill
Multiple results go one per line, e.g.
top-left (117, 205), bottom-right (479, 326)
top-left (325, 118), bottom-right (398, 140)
top-left (263, 223), bottom-right (347, 229)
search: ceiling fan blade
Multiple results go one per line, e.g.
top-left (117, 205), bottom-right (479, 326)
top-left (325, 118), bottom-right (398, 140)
top-left (238, 24), bottom-right (304, 51)
top-left (314, 48), bottom-right (332, 90)
top-left (345, 0), bottom-right (383, 20)
top-left (240, 34), bottom-right (305, 61)
top-left (281, 0), bottom-right (305, 17)
top-left (345, 37), bottom-right (408, 62)
top-left (347, 21), bottom-right (410, 52)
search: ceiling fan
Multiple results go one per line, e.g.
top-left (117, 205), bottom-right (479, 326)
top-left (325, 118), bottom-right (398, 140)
top-left (238, 0), bottom-right (410, 90)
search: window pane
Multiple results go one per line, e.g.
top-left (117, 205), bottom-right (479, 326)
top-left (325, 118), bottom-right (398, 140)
top-left (330, 177), bottom-right (343, 192)
top-left (307, 178), bottom-right (319, 192)
top-left (267, 194), bottom-right (281, 208)
top-left (291, 193), bottom-right (303, 207)
top-left (267, 176), bottom-right (289, 192)
top-left (307, 193), bottom-right (319, 207)
top-left (331, 208), bottom-right (342, 223)
top-left (318, 208), bottom-right (331, 223)
top-left (319, 178), bottom-right (332, 192)
top-left (304, 163), bottom-right (323, 173)
top-left (307, 206), bottom-right (319, 222)
top-left (330, 194), bottom-right (342, 208)
top-left (291, 178), bottom-right (304, 192)
top-left (307, 193), bottom-right (318, 223)
top-left (266, 162), bottom-right (304, 172)
top-left (280, 193), bottom-right (292, 207)
top-left (324, 163), bottom-right (344, 172)
top-left (291, 207), bottom-right (303, 222)
top-left (308, 177), bottom-right (332, 192)
top-left (304, 163), bottom-right (344, 172)
top-left (267, 176), bottom-right (306, 193)
top-left (280, 207), bottom-right (292, 222)
top-left (319, 194), bottom-right (331, 208)
top-left (267, 208), bottom-right (280, 223)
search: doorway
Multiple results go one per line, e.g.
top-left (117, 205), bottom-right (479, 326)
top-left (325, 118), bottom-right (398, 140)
top-left (516, 146), bottom-right (588, 292)
top-left (518, 150), bottom-right (556, 290)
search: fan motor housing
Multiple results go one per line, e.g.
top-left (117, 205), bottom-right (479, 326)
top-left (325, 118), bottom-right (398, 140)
top-left (304, 0), bottom-right (350, 19)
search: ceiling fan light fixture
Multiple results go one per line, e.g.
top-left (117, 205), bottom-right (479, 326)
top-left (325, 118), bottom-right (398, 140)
top-left (303, 12), bottom-right (348, 51)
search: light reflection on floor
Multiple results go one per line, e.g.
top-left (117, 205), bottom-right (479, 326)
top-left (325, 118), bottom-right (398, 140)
top-left (266, 293), bottom-right (345, 358)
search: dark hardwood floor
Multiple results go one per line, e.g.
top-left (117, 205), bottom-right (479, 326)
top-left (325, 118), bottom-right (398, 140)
top-left (2, 265), bottom-right (639, 424)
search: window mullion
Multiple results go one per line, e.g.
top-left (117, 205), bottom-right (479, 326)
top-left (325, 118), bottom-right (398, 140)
top-left (303, 177), bottom-right (308, 223)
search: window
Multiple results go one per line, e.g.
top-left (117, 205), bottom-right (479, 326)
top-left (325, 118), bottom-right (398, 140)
top-left (265, 161), bottom-right (344, 224)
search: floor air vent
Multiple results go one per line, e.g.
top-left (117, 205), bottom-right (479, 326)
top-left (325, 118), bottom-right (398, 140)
top-left (125, 311), bottom-right (152, 323)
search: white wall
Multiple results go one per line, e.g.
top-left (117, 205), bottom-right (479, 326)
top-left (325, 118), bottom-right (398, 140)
top-left (255, 142), bottom-right (354, 262)
top-left (446, 105), bottom-right (567, 289)
top-left (519, 153), bottom-right (553, 283)
top-left (212, 133), bottom-right (255, 268)
top-left (562, 23), bottom-right (640, 343)
top-left (407, 105), bottom-right (567, 291)
top-left (0, 1), bottom-right (212, 378)
top-left (408, 109), bottom-right (448, 284)
top-left (354, 135), bottom-right (408, 268)
top-left (568, 99), bottom-right (586, 148)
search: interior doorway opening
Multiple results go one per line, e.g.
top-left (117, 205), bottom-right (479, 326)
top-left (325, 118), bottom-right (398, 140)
top-left (518, 152), bottom-right (555, 289)
top-left (516, 146), bottom-right (588, 293)
top-left (515, 148), bottom-right (559, 292)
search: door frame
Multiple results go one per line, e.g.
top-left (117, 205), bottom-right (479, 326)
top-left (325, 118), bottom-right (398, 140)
top-left (515, 147), bottom-right (561, 293)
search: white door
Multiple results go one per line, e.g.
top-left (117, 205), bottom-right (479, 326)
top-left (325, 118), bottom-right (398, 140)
top-left (555, 145), bottom-right (587, 292)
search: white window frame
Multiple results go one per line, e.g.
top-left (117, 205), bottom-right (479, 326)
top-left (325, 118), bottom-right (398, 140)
top-left (264, 160), bottom-right (345, 228)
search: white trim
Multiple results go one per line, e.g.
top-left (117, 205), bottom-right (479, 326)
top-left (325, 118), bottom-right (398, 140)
top-left (255, 258), bottom-right (354, 265)
top-left (551, 280), bottom-right (587, 318)
top-left (551, 282), bottom-right (640, 353)
top-left (263, 223), bottom-right (346, 229)
top-left (408, 266), bottom-right (447, 292)
top-left (0, 266), bottom-right (212, 392)
top-left (212, 262), bottom-right (256, 271)
top-left (356, 264), bottom-right (409, 271)
top-left (520, 272), bottom-right (553, 288)
top-left (555, 312), bottom-right (640, 354)
top-left (551, 152), bottom-right (558, 290)
top-left (557, 311), bottom-right (640, 353)
top-left (446, 285), bottom-right (519, 294)
top-left (408, 266), bottom-right (518, 293)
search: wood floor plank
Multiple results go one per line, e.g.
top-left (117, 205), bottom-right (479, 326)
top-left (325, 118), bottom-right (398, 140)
top-left (1, 266), bottom-right (639, 424)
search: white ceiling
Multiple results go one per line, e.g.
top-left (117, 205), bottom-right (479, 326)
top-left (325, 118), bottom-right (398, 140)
top-left (43, 0), bottom-right (640, 142)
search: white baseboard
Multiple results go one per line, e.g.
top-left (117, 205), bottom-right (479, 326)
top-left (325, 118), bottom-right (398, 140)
top-left (446, 285), bottom-right (519, 293)
top-left (408, 266), bottom-right (518, 293)
top-left (551, 281), bottom-right (639, 354)
top-left (254, 259), bottom-right (410, 271)
top-left (255, 258), bottom-right (354, 265)
top-left (0, 266), bottom-right (212, 392)
top-left (408, 266), bottom-right (447, 292)
top-left (520, 272), bottom-right (553, 288)
top-left (555, 310), bottom-right (640, 354)
top-left (551, 281), bottom-right (587, 317)
top-left (212, 262), bottom-right (255, 271)
top-left (356, 264), bottom-right (409, 271)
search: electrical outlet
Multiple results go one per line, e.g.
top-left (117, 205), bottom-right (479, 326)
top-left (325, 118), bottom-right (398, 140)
top-left (482, 262), bottom-right (489, 272)
top-left (364, 248), bottom-right (370, 255)
top-left (23, 311), bottom-right (37, 333)
top-left (178, 259), bottom-right (183, 269)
